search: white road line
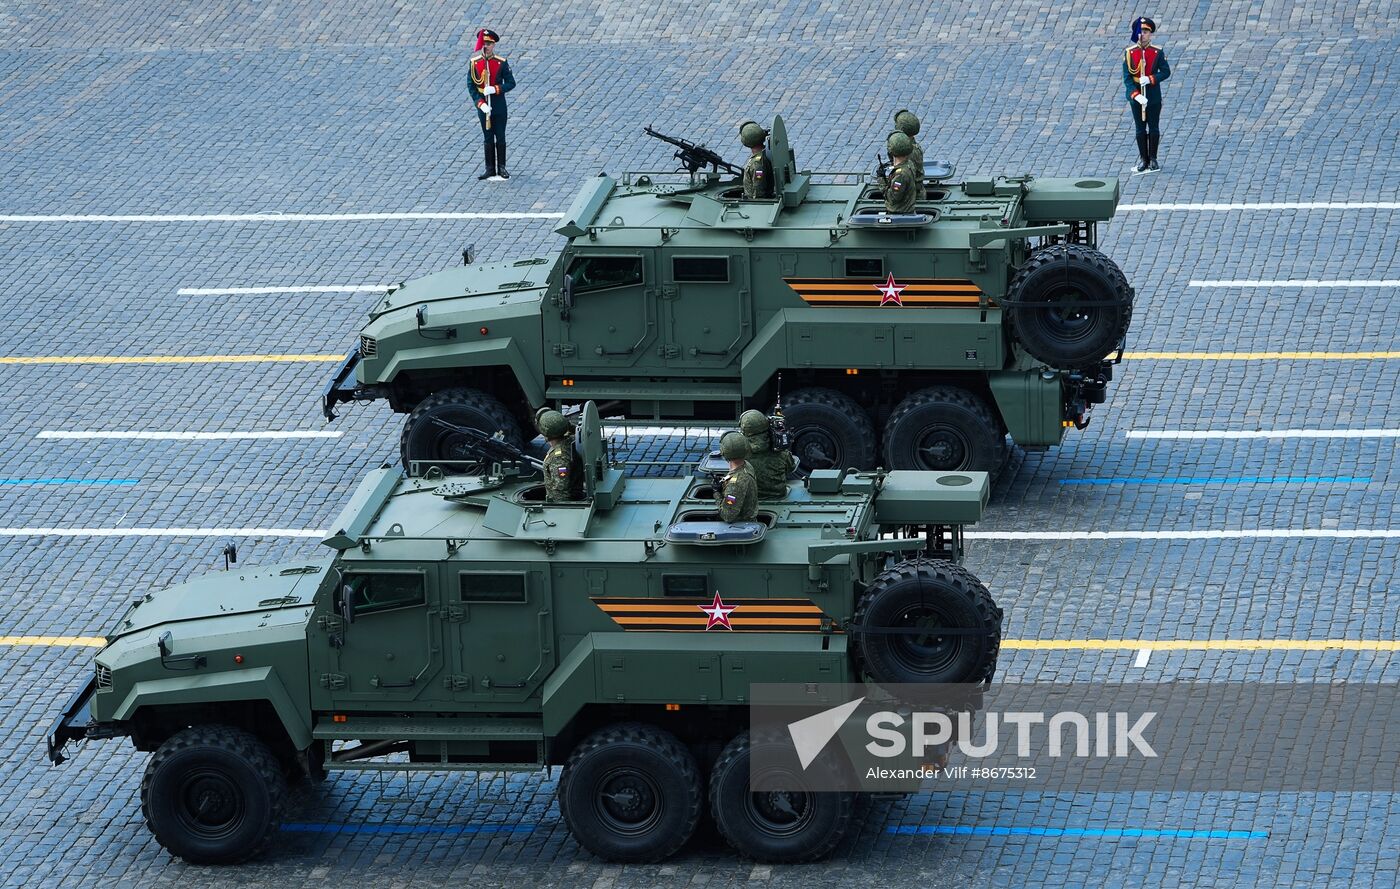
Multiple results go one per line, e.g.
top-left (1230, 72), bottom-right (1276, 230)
top-left (1127, 429), bottom-right (1400, 440)
top-left (1119, 202), bottom-right (1400, 211)
top-left (1134, 649), bottom-right (1151, 668)
top-left (1189, 279), bottom-right (1400, 288)
top-left (0, 212), bottom-right (564, 223)
top-left (37, 431), bottom-right (343, 441)
top-left (966, 530), bottom-right (1400, 540)
top-left (0, 528), bottom-right (327, 538)
top-left (177, 285), bottom-right (388, 296)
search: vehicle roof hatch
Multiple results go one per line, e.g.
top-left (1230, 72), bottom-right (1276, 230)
top-left (577, 401), bottom-right (626, 509)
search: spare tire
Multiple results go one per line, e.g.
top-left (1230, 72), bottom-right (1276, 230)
top-left (851, 558), bottom-right (1001, 687)
top-left (1005, 243), bottom-right (1132, 370)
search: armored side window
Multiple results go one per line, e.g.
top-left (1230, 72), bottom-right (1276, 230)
top-left (565, 255), bottom-right (644, 293)
top-left (672, 256), bottom-right (729, 283)
top-left (662, 574), bottom-right (709, 597)
top-left (340, 572), bottom-right (426, 616)
top-left (845, 257), bottom-right (883, 278)
top-left (459, 572), bottom-right (528, 603)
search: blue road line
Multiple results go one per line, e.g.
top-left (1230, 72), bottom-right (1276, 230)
top-left (1059, 476), bottom-right (1370, 486)
top-left (0, 477), bottom-right (140, 485)
top-left (890, 825), bottom-right (1268, 839)
top-left (280, 822), bottom-right (535, 836)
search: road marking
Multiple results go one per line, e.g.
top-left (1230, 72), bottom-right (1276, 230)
top-left (0, 636), bottom-right (106, 647)
top-left (0, 527), bottom-right (326, 537)
top-left (969, 529), bottom-right (1400, 541)
top-left (177, 285), bottom-right (388, 296)
top-left (38, 430), bottom-right (343, 441)
top-left (1189, 279), bottom-right (1400, 288)
top-left (1134, 649), bottom-right (1152, 667)
top-left (1059, 476), bottom-right (1369, 486)
top-left (1003, 639), bottom-right (1400, 651)
top-left (1119, 201), bottom-right (1400, 211)
top-left (0, 478), bottom-right (139, 485)
top-left (0, 353), bottom-right (341, 365)
top-left (0, 212), bottom-right (564, 223)
top-left (889, 825), bottom-right (1269, 839)
top-left (1127, 429), bottom-right (1400, 440)
top-left (1124, 350), bottom-right (1400, 360)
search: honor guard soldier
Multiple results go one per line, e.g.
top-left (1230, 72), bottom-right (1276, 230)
top-left (537, 409), bottom-right (583, 501)
top-left (469, 28), bottom-right (517, 181)
top-left (893, 109), bottom-right (926, 199)
top-left (715, 432), bottom-right (758, 523)
top-left (739, 120), bottom-right (774, 199)
top-left (884, 131), bottom-right (918, 213)
top-left (739, 409), bottom-right (795, 499)
top-left (1123, 16), bottom-right (1170, 173)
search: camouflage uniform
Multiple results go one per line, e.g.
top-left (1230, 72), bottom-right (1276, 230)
top-left (884, 160), bottom-right (918, 213)
top-left (738, 410), bottom-right (795, 499)
top-left (908, 140), bottom-right (926, 200)
top-left (739, 120), bottom-right (773, 200)
top-left (537, 410), bottom-right (582, 501)
top-left (894, 110), bottom-right (927, 200)
top-left (716, 463), bottom-right (758, 522)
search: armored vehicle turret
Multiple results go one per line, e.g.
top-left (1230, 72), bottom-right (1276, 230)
top-left (49, 404), bottom-right (1002, 865)
top-left (325, 115), bottom-right (1133, 476)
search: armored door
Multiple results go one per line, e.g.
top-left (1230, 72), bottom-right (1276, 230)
top-left (445, 564), bottom-right (555, 704)
top-left (545, 252), bottom-right (662, 372)
top-left (662, 252), bottom-right (750, 369)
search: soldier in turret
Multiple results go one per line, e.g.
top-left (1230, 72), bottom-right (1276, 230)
top-left (537, 409), bottom-right (583, 501)
top-left (739, 409), bottom-right (794, 499)
top-left (739, 120), bottom-right (774, 199)
top-left (893, 110), bottom-right (926, 200)
top-left (715, 432), bottom-right (758, 523)
top-left (883, 132), bottom-right (918, 214)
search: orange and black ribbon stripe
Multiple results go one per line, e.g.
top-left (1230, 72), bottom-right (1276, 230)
top-left (784, 277), bottom-right (987, 307)
top-left (591, 597), bottom-right (832, 632)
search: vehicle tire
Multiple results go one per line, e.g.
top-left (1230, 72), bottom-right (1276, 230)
top-left (1005, 243), bottom-right (1132, 370)
top-left (882, 386), bottom-right (1006, 474)
top-left (558, 723), bottom-right (703, 863)
top-left (852, 558), bottom-right (1001, 687)
top-left (709, 730), bottom-right (855, 863)
top-left (782, 388), bottom-right (877, 472)
top-left (140, 725), bottom-right (287, 865)
top-left (399, 387), bottom-right (523, 475)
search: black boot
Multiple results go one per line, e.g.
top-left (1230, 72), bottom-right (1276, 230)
top-left (1147, 134), bottom-right (1161, 172)
top-left (477, 143), bottom-right (496, 181)
top-left (495, 142), bottom-right (510, 180)
top-left (1134, 135), bottom-right (1149, 173)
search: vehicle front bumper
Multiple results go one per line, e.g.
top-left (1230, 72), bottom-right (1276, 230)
top-left (46, 677), bottom-right (97, 765)
top-left (322, 348), bottom-right (384, 420)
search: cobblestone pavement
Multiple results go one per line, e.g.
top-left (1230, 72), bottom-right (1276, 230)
top-left (2, 1), bottom-right (1398, 886)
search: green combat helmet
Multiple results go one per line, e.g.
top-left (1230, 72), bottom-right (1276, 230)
top-left (893, 108), bottom-right (921, 136)
top-left (739, 409), bottom-right (770, 435)
top-left (537, 409), bottom-right (571, 438)
top-left (739, 120), bottom-right (768, 148)
top-left (719, 430), bottom-right (751, 460)
top-left (887, 131), bottom-right (913, 157)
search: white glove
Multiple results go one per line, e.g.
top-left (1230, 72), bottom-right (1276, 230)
top-left (1134, 93), bottom-right (1149, 106)
top-left (477, 100), bottom-right (490, 113)
top-left (1137, 75), bottom-right (1151, 86)
top-left (483, 85), bottom-right (497, 95)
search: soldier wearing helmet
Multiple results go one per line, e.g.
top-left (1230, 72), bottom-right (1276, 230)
top-left (738, 121), bottom-right (774, 200)
top-left (739, 409), bottom-right (795, 499)
top-left (537, 409), bottom-right (583, 501)
top-left (893, 109), bottom-right (926, 200)
top-left (715, 432), bottom-right (758, 523)
top-left (884, 131), bottom-right (918, 214)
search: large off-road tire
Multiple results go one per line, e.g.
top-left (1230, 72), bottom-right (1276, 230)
top-left (852, 558), bottom-right (1002, 687)
top-left (140, 725), bottom-right (287, 865)
top-left (783, 388), bottom-right (877, 472)
top-left (1005, 243), bottom-right (1132, 370)
top-left (558, 723), bottom-right (703, 863)
top-left (399, 387), bottom-right (523, 475)
top-left (709, 730), bottom-right (855, 863)
top-left (883, 386), bottom-right (1006, 474)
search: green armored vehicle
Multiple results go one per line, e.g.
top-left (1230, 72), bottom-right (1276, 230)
top-left (324, 114), bottom-right (1132, 475)
top-left (48, 403), bottom-right (1001, 865)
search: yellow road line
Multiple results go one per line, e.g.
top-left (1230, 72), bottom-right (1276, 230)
top-left (1003, 639), bottom-right (1400, 651)
top-left (0, 635), bottom-right (106, 647)
top-left (0, 354), bottom-right (342, 365)
top-left (1125, 351), bottom-right (1400, 360)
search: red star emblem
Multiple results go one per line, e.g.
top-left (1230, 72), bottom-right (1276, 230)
top-left (875, 273), bottom-right (905, 306)
top-left (698, 592), bottom-right (737, 631)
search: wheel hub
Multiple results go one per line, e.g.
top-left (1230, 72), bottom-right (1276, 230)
top-left (791, 428), bottom-right (840, 471)
top-left (595, 770), bottom-right (662, 835)
top-left (913, 425), bottom-right (969, 471)
top-left (178, 770), bottom-right (244, 837)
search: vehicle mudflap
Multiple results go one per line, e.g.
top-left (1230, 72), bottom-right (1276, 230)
top-left (46, 677), bottom-right (97, 765)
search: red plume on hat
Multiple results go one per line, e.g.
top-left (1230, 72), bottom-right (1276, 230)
top-left (474, 28), bottom-right (499, 51)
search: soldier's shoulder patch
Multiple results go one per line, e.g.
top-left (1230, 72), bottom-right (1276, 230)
top-left (724, 493), bottom-right (737, 505)
top-left (557, 466), bottom-right (569, 477)
top-left (755, 170), bottom-right (764, 178)
top-left (891, 181), bottom-right (903, 191)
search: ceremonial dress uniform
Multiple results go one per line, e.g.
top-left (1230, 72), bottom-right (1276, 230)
top-left (468, 29), bottom-right (517, 180)
top-left (1123, 17), bottom-right (1171, 172)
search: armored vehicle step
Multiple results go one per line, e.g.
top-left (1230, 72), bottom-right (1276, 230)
top-left (313, 715), bottom-right (544, 742)
top-left (544, 380), bottom-right (741, 402)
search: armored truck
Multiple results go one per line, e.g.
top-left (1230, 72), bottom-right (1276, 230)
top-left (324, 115), bottom-right (1133, 476)
top-left (48, 403), bottom-right (1001, 865)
